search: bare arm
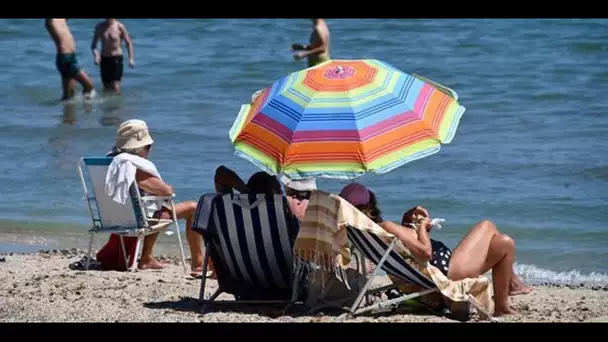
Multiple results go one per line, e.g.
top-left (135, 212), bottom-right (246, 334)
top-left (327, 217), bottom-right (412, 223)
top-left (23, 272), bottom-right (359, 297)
top-left (91, 25), bottom-right (101, 63)
top-left (379, 220), bottom-right (433, 262)
top-left (119, 23), bottom-right (134, 65)
top-left (214, 165), bottom-right (248, 194)
top-left (136, 170), bottom-right (174, 197)
top-left (297, 30), bottom-right (328, 58)
top-left (291, 43), bottom-right (307, 51)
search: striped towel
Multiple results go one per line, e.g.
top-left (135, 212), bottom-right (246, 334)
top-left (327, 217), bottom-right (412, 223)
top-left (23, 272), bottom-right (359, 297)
top-left (294, 190), bottom-right (392, 288)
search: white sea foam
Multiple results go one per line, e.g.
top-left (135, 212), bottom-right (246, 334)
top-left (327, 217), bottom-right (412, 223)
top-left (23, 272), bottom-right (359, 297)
top-left (515, 263), bottom-right (608, 287)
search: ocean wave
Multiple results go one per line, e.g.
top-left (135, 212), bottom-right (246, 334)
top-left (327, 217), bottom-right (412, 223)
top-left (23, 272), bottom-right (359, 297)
top-left (515, 263), bottom-right (608, 287)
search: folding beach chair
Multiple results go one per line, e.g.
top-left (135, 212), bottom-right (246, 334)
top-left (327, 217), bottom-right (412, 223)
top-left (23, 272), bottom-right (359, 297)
top-left (77, 157), bottom-right (187, 271)
top-left (192, 192), bottom-right (301, 313)
top-left (339, 224), bottom-right (496, 321)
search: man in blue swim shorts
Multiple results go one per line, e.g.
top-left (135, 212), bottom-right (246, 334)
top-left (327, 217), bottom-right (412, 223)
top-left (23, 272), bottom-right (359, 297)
top-left (45, 19), bottom-right (96, 101)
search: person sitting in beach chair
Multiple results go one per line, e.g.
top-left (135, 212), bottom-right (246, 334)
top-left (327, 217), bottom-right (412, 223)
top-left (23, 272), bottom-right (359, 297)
top-left (104, 119), bottom-right (205, 275)
top-left (192, 183), bottom-right (301, 312)
top-left (280, 175), bottom-right (317, 221)
top-left (215, 166), bottom-right (317, 221)
top-left (338, 183), bottom-right (533, 317)
top-left (214, 165), bottom-right (282, 196)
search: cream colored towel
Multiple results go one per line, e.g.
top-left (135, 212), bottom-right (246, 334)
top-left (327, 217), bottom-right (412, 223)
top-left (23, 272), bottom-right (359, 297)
top-left (294, 190), bottom-right (391, 272)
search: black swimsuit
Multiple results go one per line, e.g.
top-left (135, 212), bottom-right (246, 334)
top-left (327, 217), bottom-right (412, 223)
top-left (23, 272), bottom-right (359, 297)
top-left (430, 239), bottom-right (452, 276)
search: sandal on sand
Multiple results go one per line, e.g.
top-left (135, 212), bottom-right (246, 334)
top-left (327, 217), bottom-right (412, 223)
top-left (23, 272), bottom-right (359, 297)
top-left (69, 256), bottom-right (102, 271)
top-left (190, 268), bottom-right (214, 279)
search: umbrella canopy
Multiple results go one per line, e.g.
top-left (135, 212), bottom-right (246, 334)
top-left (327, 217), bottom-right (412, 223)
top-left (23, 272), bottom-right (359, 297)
top-left (229, 59), bottom-right (466, 180)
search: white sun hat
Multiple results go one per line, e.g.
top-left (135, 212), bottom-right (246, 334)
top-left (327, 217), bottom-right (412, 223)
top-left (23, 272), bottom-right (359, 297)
top-left (279, 174), bottom-right (317, 191)
top-left (114, 119), bottom-right (154, 150)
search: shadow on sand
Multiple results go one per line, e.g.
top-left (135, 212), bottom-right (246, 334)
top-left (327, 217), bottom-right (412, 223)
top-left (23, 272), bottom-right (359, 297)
top-left (142, 295), bottom-right (436, 320)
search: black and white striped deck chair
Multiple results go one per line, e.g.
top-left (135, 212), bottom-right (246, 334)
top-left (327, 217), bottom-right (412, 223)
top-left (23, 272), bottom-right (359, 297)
top-left (192, 192), bottom-right (302, 313)
top-left (338, 227), bottom-right (495, 321)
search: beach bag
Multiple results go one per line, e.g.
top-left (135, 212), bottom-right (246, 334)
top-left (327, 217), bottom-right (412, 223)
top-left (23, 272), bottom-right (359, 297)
top-left (96, 234), bottom-right (138, 271)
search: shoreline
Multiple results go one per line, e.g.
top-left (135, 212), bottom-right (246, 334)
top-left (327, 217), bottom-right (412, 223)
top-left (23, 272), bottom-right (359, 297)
top-left (2, 227), bottom-right (608, 290)
top-left (0, 250), bottom-right (607, 322)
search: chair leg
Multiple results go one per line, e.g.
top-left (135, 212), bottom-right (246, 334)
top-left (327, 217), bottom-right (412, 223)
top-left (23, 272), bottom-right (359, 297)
top-left (130, 236), bottom-right (143, 272)
top-left (337, 239), bottom-right (398, 322)
top-left (119, 235), bottom-right (129, 271)
top-left (284, 267), bottom-right (304, 314)
top-left (198, 245), bottom-right (210, 303)
top-left (170, 205), bottom-right (188, 273)
top-left (85, 232), bottom-right (95, 271)
top-left (200, 289), bottom-right (221, 314)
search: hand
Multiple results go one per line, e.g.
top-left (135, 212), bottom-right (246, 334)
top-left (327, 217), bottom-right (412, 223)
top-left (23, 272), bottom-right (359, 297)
top-left (94, 56), bottom-right (100, 65)
top-left (291, 43), bottom-right (305, 51)
top-left (293, 51), bottom-right (306, 61)
top-left (418, 217), bottom-right (431, 232)
top-left (402, 206), bottom-right (430, 225)
top-left (129, 59), bottom-right (135, 68)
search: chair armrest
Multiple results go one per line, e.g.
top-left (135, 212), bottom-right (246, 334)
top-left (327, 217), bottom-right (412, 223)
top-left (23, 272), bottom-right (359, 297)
top-left (192, 193), bottom-right (219, 237)
top-left (141, 194), bottom-right (175, 202)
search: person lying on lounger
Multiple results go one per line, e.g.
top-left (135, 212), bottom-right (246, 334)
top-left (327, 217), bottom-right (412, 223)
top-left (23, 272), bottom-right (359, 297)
top-left (338, 182), bottom-right (533, 317)
top-left (105, 119), bottom-right (208, 276)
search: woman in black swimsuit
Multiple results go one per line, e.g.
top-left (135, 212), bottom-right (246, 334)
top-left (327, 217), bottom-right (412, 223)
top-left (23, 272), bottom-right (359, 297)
top-left (339, 183), bottom-right (533, 317)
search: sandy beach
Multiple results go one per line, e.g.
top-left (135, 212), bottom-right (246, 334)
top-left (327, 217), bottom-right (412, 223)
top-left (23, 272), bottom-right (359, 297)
top-left (0, 249), bottom-right (606, 323)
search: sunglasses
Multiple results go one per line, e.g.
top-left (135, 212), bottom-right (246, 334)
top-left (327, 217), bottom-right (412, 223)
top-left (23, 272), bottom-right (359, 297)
top-left (286, 188), bottom-right (311, 200)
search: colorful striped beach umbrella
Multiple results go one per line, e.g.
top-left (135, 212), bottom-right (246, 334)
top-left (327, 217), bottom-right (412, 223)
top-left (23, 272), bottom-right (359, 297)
top-left (229, 59), bottom-right (466, 180)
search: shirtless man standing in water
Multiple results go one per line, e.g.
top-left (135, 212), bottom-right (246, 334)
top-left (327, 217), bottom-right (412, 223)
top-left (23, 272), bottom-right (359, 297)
top-left (292, 19), bottom-right (331, 68)
top-left (91, 19), bottom-right (135, 92)
top-left (45, 19), bottom-right (96, 100)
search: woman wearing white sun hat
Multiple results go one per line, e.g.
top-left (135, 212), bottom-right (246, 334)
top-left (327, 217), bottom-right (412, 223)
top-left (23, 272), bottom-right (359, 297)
top-left (105, 119), bottom-right (208, 275)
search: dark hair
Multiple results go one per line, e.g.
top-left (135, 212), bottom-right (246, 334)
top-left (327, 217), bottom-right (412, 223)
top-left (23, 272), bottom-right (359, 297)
top-left (247, 172), bottom-right (282, 195)
top-left (355, 190), bottom-right (382, 224)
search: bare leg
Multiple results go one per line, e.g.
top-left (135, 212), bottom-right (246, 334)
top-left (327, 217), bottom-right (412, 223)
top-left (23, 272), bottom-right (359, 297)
top-left (447, 220), bottom-right (518, 316)
top-left (103, 82), bottom-right (117, 92)
top-left (152, 201), bottom-right (209, 273)
top-left (112, 81), bottom-right (121, 92)
top-left (510, 272), bottom-right (534, 296)
top-left (74, 70), bottom-right (95, 94)
top-left (139, 232), bottom-right (165, 269)
top-left (60, 77), bottom-right (76, 101)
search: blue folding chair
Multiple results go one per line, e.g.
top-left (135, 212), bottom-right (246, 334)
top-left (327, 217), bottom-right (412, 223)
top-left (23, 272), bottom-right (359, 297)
top-left (77, 157), bottom-right (186, 271)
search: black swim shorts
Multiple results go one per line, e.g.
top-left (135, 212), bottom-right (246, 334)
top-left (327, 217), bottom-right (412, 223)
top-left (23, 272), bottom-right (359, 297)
top-left (100, 55), bottom-right (124, 84)
top-left (56, 53), bottom-right (82, 79)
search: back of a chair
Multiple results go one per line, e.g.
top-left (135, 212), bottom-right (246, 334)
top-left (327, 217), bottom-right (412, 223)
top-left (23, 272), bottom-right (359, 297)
top-left (346, 226), bottom-right (435, 289)
top-left (193, 192), bottom-right (300, 298)
top-left (79, 157), bottom-right (146, 231)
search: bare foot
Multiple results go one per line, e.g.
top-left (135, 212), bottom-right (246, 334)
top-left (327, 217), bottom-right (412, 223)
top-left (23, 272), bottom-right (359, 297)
top-left (509, 278), bottom-right (534, 296)
top-left (509, 286), bottom-right (534, 296)
top-left (494, 305), bottom-right (518, 317)
top-left (138, 258), bottom-right (167, 270)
